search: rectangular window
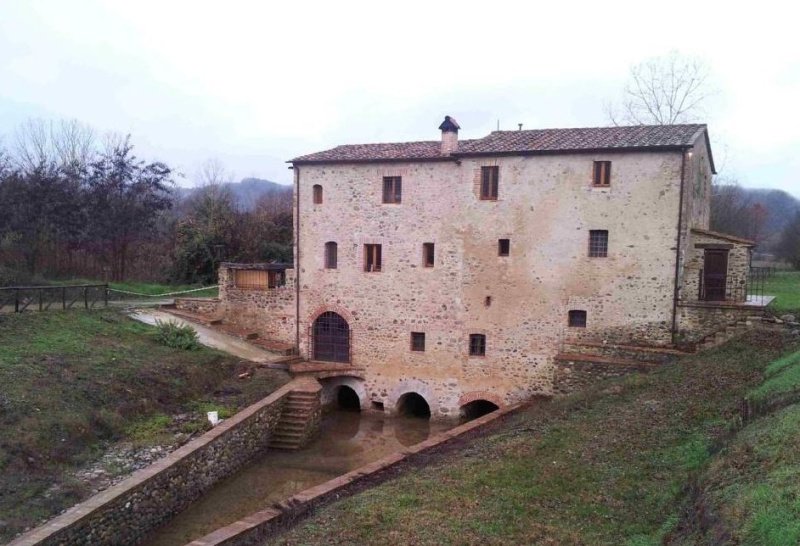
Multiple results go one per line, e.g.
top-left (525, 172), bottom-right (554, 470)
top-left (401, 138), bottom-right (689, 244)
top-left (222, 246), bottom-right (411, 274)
top-left (411, 332), bottom-right (426, 352)
top-left (382, 176), bottom-right (402, 204)
top-left (267, 270), bottom-right (286, 288)
top-left (498, 238), bottom-right (510, 256)
top-left (480, 166), bottom-right (499, 200)
top-left (364, 244), bottom-right (382, 272)
top-left (568, 310), bottom-right (587, 328)
top-left (469, 334), bottom-right (486, 356)
top-left (593, 161), bottom-right (611, 186)
top-left (313, 184), bottom-right (323, 204)
top-left (588, 230), bottom-right (608, 257)
top-left (325, 242), bottom-right (337, 269)
top-left (423, 243), bottom-right (435, 267)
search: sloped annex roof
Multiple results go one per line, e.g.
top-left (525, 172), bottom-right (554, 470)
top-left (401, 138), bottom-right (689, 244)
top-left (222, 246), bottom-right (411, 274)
top-left (291, 123), bottom-right (714, 172)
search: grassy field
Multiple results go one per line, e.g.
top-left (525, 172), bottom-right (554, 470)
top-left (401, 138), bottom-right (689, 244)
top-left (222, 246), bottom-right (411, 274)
top-left (274, 329), bottom-right (799, 546)
top-left (0, 309), bottom-right (287, 541)
top-left (763, 270), bottom-right (800, 315)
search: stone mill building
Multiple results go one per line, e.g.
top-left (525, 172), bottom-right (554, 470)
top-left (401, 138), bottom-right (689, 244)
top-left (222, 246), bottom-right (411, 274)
top-left (198, 116), bottom-right (769, 419)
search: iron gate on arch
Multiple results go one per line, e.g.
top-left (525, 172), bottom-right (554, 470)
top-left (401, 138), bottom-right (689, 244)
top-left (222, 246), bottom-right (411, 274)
top-left (312, 311), bottom-right (350, 363)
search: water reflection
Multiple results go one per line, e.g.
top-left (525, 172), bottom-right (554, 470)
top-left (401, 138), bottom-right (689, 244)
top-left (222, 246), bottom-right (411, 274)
top-left (141, 411), bottom-right (452, 546)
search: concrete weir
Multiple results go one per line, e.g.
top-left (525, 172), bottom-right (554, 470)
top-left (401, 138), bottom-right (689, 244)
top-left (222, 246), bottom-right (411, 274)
top-left (8, 379), bottom-right (322, 546)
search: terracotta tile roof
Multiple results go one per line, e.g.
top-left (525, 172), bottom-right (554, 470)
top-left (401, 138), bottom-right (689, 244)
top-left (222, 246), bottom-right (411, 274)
top-left (291, 140), bottom-right (477, 163)
top-left (291, 124), bottom-right (707, 164)
top-left (691, 228), bottom-right (756, 246)
top-left (457, 124), bottom-right (707, 155)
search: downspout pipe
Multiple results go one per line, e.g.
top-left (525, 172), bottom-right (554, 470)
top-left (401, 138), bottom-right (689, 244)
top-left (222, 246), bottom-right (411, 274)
top-left (671, 148), bottom-right (688, 345)
top-left (293, 165), bottom-right (301, 355)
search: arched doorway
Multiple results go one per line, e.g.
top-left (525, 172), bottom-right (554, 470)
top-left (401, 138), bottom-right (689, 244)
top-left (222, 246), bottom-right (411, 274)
top-left (313, 312), bottom-right (350, 363)
top-left (396, 392), bottom-right (431, 419)
top-left (336, 385), bottom-right (361, 411)
top-left (460, 400), bottom-right (499, 421)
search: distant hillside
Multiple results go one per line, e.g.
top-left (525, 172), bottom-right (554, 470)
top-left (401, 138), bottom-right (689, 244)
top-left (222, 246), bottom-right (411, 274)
top-left (711, 185), bottom-right (800, 250)
top-left (740, 188), bottom-right (800, 235)
top-left (179, 178), bottom-right (292, 211)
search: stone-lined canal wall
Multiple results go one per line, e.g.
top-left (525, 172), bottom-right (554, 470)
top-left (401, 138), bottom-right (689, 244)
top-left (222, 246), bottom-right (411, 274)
top-left (9, 380), bottom-right (320, 546)
top-left (187, 403), bottom-right (522, 546)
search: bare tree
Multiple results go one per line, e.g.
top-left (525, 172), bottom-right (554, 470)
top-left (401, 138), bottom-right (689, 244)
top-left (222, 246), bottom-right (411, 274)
top-left (52, 119), bottom-right (95, 170)
top-left (608, 51), bottom-right (712, 125)
top-left (13, 118), bottom-right (96, 172)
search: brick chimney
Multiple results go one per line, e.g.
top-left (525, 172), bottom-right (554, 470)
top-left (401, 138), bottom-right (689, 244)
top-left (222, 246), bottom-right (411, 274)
top-left (438, 115), bottom-right (460, 155)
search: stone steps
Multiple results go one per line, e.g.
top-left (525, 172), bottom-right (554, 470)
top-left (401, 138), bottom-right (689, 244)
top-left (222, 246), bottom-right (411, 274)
top-left (268, 379), bottom-right (322, 451)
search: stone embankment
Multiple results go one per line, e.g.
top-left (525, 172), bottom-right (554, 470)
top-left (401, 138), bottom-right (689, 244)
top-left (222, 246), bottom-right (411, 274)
top-left (9, 379), bottom-right (321, 546)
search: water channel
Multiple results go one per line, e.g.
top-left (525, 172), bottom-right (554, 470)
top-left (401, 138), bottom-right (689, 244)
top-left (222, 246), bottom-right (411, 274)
top-left (141, 410), bottom-right (454, 545)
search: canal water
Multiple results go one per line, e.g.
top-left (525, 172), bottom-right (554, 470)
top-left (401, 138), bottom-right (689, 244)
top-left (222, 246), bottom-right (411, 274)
top-left (141, 410), bottom-right (453, 546)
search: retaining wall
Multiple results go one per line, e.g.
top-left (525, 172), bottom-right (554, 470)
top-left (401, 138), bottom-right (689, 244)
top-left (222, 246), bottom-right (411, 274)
top-left (175, 297), bottom-right (221, 316)
top-left (553, 356), bottom-right (657, 395)
top-left (9, 380), bottom-right (318, 546)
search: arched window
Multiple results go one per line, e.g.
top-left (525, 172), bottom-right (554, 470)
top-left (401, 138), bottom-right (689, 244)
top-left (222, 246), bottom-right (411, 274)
top-left (313, 312), bottom-right (350, 363)
top-left (325, 242), bottom-right (337, 269)
top-left (313, 184), bottom-right (323, 204)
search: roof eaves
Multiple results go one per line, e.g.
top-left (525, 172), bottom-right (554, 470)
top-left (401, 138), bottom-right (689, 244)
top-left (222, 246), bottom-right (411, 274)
top-left (691, 228), bottom-right (755, 246)
top-left (289, 156), bottom-right (457, 166)
top-left (451, 144), bottom-right (689, 159)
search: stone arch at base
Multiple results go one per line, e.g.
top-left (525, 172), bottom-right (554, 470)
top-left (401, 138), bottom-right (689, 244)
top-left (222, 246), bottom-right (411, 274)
top-left (458, 391), bottom-right (505, 409)
top-left (319, 377), bottom-right (366, 410)
top-left (387, 380), bottom-right (439, 418)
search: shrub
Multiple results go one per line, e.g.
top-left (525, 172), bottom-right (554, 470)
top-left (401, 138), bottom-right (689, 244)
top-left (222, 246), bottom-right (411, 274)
top-left (154, 320), bottom-right (200, 350)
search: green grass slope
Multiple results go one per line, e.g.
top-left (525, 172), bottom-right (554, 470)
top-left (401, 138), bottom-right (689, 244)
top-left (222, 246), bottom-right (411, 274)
top-left (0, 309), bottom-right (287, 541)
top-left (273, 330), bottom-right (797, 546)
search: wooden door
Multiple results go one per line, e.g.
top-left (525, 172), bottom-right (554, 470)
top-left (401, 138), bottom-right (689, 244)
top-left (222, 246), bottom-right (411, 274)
top-left (703, 249), bottom-right (728, 301)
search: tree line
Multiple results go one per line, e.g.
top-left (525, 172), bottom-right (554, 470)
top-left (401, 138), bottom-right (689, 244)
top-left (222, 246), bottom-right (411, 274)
top-left (0, 120), bottom-right (292, 286)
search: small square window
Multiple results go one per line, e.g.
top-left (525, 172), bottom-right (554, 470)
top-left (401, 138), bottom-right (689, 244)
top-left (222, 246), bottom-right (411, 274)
top-left (588, 230), bottom-right (608, 257)
top-left (480, 166), bottom-right (499, 200)
top-left (423, 243), bottom-right (435, 267)
top-left (364, 244), bottom-right (382, 272)
top-left (498, 239), bottom-right (510, 256)
top-left (568, 310), bottom-right (587, 328)
top-left (383, 176), bottom-right (402, 204)
top-left (469, 334), bottom-right (486, 356)
top-left (593, 161), bottom-right (611, 187)
top-left (411, 332), bottom-right (425, 352)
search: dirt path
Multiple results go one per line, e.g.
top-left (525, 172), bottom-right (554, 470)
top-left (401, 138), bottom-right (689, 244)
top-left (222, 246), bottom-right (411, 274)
top-left (129, 309), bottom-right (285, 363)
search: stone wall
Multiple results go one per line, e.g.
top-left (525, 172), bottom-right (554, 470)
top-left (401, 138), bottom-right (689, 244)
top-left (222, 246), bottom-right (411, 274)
top-left (217, 266), bottom-right (296, 346)
top-left (9, 381), bottom-right (319, 546)
top-left (553, 356), bottom-right (657, 395)
top-left (676, 302), bottom-right (755, 345)
top-left (175, 297), bottom-right (221, 316)
top-left (295, 146), bottom-right (704, 416)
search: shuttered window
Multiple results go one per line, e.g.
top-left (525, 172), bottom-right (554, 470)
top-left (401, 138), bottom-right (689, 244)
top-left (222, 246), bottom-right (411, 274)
top-left (480, 167), bottom-right (499, 200)
top-left (382, 176), bottom-right (402, 204)
top-left (364, 244), bottom-right (382, 272)
top-left (593, 161), bottom-right (611, 186)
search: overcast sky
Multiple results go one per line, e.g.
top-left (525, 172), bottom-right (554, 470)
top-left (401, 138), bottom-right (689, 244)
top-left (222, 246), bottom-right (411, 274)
top-left (1, 1), bottom-right (797, 195)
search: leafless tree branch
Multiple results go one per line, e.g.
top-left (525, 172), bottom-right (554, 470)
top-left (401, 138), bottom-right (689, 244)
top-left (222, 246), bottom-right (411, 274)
top-left (610, 51), bottom-right (712, 125)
